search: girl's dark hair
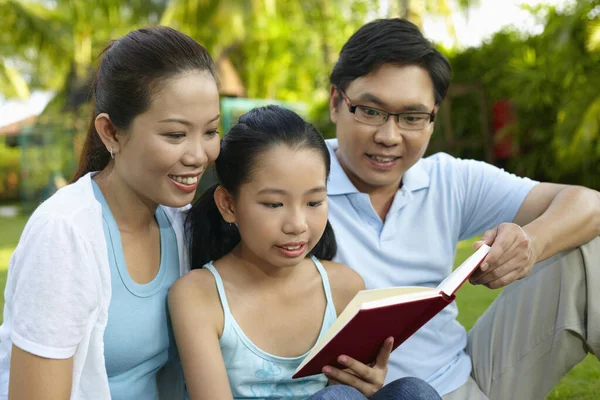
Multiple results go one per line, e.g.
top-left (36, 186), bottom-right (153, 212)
top-left (330, 18), bottom-right (451, 105)
top-left (187, 105), bottom-right (337, 268)
top-left (71, 26), bottom-right (216, 181)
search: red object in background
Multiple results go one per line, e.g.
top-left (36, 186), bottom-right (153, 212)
top-left (492, 99), bottom-right (516, 160)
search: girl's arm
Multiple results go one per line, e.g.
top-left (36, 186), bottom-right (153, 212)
top-left (168, 270), bottom-right (233, 400)
top-left (9, 346), bottom-right (73, 400)
top-left (322, 261), bottom-right (393, 397)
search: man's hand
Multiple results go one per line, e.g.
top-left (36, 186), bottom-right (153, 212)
top-left (322, 337), bottom-right (393, 397)
top-left (469, 223), bottom-right (538, 289)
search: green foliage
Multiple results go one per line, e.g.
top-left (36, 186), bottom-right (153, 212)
top-left (447, 0), bottom-right (600, 188)
top-left (0, 140), bottom-right (20, 202)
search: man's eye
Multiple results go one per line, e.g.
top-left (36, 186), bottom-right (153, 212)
top-left (308, 201), bottom-right (324, 207)
top-left (403, 115), bottom-right (425, 124)
top-left (360, 107), bottom-right (382, 117)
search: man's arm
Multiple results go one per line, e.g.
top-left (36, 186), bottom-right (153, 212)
top-left (515, 183), bottom-right (600, 261)
top-left (470, 183), bottom-right (600, 289)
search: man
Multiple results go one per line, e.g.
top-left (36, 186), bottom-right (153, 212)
top-left (323, 18), bottom-right (600, 399)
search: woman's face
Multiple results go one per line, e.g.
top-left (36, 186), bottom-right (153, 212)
top-left (114, 71), bottom-right (221, 208)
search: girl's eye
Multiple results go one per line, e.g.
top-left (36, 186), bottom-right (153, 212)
top-left (308, 201), bottom-right (324, 207)
top-left (262, 203), bottom-right (283, 209)
top-left (165, 133), bottom-right (185, 139)
top-left (206, 130), bottom-right (219, 137)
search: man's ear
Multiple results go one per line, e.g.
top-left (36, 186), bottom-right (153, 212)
top-left (95, 113), bottom-right (121, 156)
top-left (431, 104), bottom-right (441, 128)
top-left (214, 186), bottom-right (236, 224)
top-left (329, 86), bottom-right (340, 124)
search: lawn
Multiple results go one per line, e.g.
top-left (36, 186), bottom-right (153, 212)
top-left (0, 215), bottom-right (598, 398)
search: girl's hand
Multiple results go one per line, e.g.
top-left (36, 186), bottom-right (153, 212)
top-left (322, 337), bottom-right (393, 397)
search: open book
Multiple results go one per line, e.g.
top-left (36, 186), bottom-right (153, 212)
top-left (292, 244), bottom-right (491, 379)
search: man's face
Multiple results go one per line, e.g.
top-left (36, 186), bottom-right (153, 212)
top-left (329, 64), bottom-right (438, 194)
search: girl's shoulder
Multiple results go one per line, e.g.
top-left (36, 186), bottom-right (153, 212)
top-left (318, 260), bottom-right (365, 315)
top-left (168, 267), bottom-right (224, 328)
top-left (170, 267), bottom-right (220, 304)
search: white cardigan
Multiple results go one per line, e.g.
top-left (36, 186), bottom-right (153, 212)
top-left (0, 173), bottom-right (190, 399)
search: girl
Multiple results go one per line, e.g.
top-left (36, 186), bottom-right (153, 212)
top-left (0, 26), bottom-right (220, 399)
top-left (169, 106), bottom-right (442, 400)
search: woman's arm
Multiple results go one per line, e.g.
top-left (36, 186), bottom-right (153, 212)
top-left (168, 270), bottom-right (233, 400)
top-left (7, 215), bottom-right (98, 399)
top-left (9, 346), bottom-right (73, 400)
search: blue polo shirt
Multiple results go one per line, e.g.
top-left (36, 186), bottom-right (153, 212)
top-left (325, 139), bottom-right (538, 395)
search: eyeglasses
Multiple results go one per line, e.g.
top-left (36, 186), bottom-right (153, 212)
top-left (338, 89), bottom-right (436, 131)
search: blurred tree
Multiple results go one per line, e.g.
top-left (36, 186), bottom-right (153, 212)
top-left (161, 0), bottom-right (378, 102)
top-left (389, 0), bottom-right (479, 45)
top-left (447, 0), bottom-right (600, 188)
top-left (0, 0), bottom-right (167, 101)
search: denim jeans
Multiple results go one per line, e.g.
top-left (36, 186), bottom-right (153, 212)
top-left (307, 377), bottom-right (442, 400)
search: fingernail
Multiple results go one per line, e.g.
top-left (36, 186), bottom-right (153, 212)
top-left (338, 356), bottom-right (347, 364)
top-left (322, 366), bottom-right (331, 374)
top-left (480, 262), bottom-right (488, 271)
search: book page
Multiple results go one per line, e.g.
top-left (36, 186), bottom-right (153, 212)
top-left (297, 286), bottom-right (437, 372)
top-left (437, 244), bottom-right (490, 296)
top-left (320, 287), bottom-right (433, 345)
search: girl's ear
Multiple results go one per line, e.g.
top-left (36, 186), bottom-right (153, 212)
top-left (214, 186), bottom-right (236, 224)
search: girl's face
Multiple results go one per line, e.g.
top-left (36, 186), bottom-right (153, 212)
top-left (114, 71), bottom-right (221, 208)
top-left (232, 145), bottom-right (329, 269)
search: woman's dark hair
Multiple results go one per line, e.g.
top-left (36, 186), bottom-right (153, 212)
top-left (71, 26), bottom-right (217, 181)
top-left (187, 105), bottom-right (337, 268)
top-left (330, 18), bottom-right (451, 105)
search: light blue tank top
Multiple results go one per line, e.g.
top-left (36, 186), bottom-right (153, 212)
top-left (204, 256), bottom-right (337, 400)
top-left (92, 181), bottom-right (180, 400)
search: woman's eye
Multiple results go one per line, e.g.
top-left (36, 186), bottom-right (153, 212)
top-left (206, 130), bottom-right (220, 137)
top-left (308, 201), bottom-right (324, 207)
top-left (165, 132), bottom-right (185, 139)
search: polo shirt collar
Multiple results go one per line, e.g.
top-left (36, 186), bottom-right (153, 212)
top-left (325, 138), bottom-right (430, 195)
top-left (326, 139), bottom-right (360, 195)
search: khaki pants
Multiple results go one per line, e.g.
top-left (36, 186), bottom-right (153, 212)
top-left (443, 236), bottom-right (600, 400)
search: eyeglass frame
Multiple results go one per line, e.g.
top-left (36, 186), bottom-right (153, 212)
top-left (337, 88), bottom-right (436, 131)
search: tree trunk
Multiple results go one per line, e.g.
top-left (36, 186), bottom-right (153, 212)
top-left (400, 0), bottom-right (410, 18)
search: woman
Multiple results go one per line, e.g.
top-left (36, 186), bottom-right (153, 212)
top-left (0, 26), bottom-right (220, 399)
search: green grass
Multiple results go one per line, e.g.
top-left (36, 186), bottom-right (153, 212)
top-left (0, 217), bottom-right (598, 398)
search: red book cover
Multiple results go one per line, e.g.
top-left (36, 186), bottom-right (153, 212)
top-left (292, 244), bottom-right (490, 379)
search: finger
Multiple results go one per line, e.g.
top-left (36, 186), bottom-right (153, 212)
top-left (334, 355), bottom-right (374, 383)
top-left (473, 232), bottom-right (532, 284)
top-left (471, 255), bottom-right (521, 285)
top-left (470, 240), bottom-right (521, 282)
top-left (484, 269), bottom-right (522, 289)
top-left (472, 226), bottom-right (517, 278)
top-left (322, 366), bottom-right (370, 394)
top-left (483, 232), bottom-right (516, 271)
top-left (493, 232), bottom-right (531, 267)
top-left (476, 227), bottom-right (498, 247)
top-left (374, 337), bottom-right (394, 370)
